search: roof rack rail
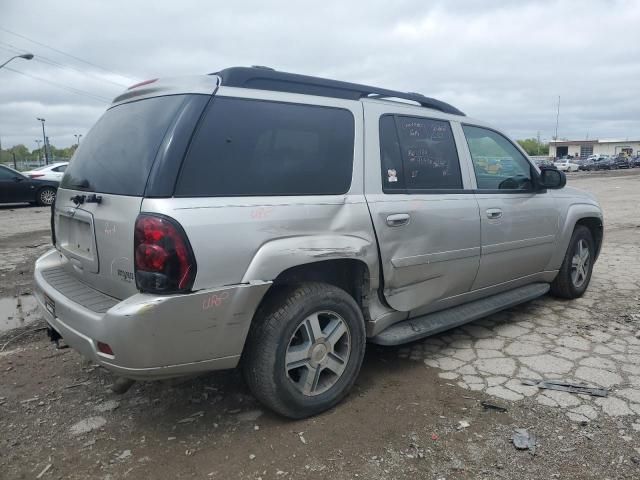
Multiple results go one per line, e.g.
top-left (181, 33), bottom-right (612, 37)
top-left (211, 67), bottom-right (465, 116)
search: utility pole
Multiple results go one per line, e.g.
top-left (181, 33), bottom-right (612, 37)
top-left (12, 152), bottom-right (17, 169)
top-left (46, 136), bottom-right (52, 163)
top-left (536, 131), bottom-right (541, 155)
top-left (37, 118), bottom-right (49, 165)
top-left (554, 95), bottom-right (560, 141)
top-left (35, 139), bottom-right (42, 164)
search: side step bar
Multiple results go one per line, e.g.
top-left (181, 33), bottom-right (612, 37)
top-left (370, 283), bottom-right (550, 346)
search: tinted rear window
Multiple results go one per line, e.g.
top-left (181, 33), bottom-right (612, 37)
top-left (61, 95), bottom-right (186, 195)
top-left (175, 97), bottom-right (354, 196)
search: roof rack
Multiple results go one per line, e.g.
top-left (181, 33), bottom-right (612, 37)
top-left (211, 66), bottom-right (465, 116)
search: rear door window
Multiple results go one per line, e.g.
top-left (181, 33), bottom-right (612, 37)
top-left (175, 97), bottom-right (355, 196)
top-left (379, 114), bottom-right (462, 192)
top-left (61, 95), bottom-right (187, 195)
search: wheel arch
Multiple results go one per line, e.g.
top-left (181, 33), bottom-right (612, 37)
top-left (575, 216), bottom-right (603, 260)
top-left (546, 203), bottom-right (603, 270)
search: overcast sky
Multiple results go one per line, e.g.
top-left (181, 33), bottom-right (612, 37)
top-left (1, 0), bottom-right (639, 149)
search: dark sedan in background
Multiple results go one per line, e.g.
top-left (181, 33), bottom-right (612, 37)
top-left (0, 164), bottom-right (58, 206)
top-left (613, 156), bottom-right (630, 169)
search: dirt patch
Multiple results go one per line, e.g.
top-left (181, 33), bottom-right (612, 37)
top-left (1, 341), bottom-right (639, 479)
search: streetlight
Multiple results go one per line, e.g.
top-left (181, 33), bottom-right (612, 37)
top-left (36, 118), bottom-right (49, 165)
top-left (74, 134), bottom-right (82, 146)
top-left (0, 53), bottom-right (34, 70)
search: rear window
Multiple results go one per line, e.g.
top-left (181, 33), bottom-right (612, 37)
top-left (61, 95), bottom-right (187, 195)
top-left (175, 97), bottom-right (354, 196)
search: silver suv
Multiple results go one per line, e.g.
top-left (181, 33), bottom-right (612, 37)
top-left (34, 67), bottom-right (603, 418)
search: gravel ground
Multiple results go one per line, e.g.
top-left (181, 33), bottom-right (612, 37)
top-left (1, 170), bottom-right (639, 479)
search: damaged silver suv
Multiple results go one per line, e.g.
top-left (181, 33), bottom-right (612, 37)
top-left (34, 67), bottom-right (603, 418)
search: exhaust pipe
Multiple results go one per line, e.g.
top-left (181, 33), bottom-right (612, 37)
top-left (110, 377), bottom-right (136, 394)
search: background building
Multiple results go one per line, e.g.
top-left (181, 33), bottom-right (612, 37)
top-left (549, 139), bottom-right (640, 159)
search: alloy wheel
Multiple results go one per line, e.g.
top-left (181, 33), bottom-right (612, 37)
top-left (284, 310), bottom-right (351, 396)
top-left (570, 239), bottom-right (590, 288)
top-left (40, 189), bottom-right (55, 206)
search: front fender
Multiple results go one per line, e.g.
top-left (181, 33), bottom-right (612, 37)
top-left (545, 202), bottom-right (603, 271)
top-left (240, 235), bottom-right (379, 285)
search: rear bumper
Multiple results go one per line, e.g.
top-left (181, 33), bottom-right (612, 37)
top-left (33, 249), bottom-right (271, 380)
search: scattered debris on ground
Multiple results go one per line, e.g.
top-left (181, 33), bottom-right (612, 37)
top-left (522, 379), bottom-right (609, 397)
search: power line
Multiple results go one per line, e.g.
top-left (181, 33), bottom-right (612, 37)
top-left (0, 42), bottom-right (128, 88)
top-left (0, 25), bottom-right (137, 82)
top-left (4, 66), bottom-right (112, 104)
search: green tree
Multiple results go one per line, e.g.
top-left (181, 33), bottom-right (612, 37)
top-left (517, 138), bottom-right (549, 156)
top-left (0, 144), bottom-right (30, 164)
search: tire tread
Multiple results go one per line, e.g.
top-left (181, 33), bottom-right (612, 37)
top-left (242, 282), bottom-right (364, 418)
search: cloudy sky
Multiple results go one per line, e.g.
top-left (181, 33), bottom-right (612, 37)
top-left (1, 0), bottom-right (639, 149)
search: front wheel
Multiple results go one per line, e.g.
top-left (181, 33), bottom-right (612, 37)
top-left (242, 282), bottom-right (366, 419)
top-left (550, 225), bottom-right (594, 299)
top-left (37, 187), bottom-right (56, 206)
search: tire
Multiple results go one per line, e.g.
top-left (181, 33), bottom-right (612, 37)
top-left (242, 282), bottom-right (366, 419)
top-left (37, 187), bottom-right (56, 206)
top-left (550, 225), bottom-right (594, 299)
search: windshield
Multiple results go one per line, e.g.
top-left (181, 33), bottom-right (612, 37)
top-left (61, 95), bottom-right (187, 195)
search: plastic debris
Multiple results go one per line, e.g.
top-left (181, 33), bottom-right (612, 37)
top-left (457, 420), bottom-right (470, 430)
top-left (481, 401), bottom-right (508, 412)
top-left (522, 379), bottom-right (608, 397)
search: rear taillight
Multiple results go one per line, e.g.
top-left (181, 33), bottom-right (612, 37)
top-left (29, 174), bottom-right (45, 178)
top-left (134, 214), bottom-right (197, 294)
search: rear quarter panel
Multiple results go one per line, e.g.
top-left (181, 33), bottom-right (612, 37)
top-left (140, 197), bottom-right (379, 288)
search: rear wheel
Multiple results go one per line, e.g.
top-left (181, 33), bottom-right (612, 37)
top-left (550, 225), bottom-right (594, 299)
top-left (37, 187), bottom-right (56, 206)
top-left (242, 282), bottom-right (366, 419)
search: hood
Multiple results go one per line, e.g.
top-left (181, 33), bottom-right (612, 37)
top-left (554, 185), bottom-right (599, 205)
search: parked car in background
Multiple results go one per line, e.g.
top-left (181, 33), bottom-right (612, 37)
top-left (593, 157), bottom-right (615, 170)
top-left (554, 158), bottom-right (579, 172)
top-left (22, 162), bottom-right (69, 183)
top-left (631, 156), bottom-right (640, 167)
top-left (533, 158), bottom-right (557, 170)
top-left (0, 164), bottom-right (58, 205)
top-left (613, 156), bottom-right (630, 169)
top-left (579, 159), bottom-right (595, 171)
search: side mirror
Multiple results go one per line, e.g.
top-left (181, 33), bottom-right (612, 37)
top-left (538, 167), bottom-right (566, 190)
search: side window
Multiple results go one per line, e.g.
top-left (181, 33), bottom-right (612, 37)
top-left (53, 165), bottom-right (67, 172)
top-left (379, 115), bottom-right (463, 191)
top-left (176, 97), bottom-right (355, 196)
top-left (462, 125), bottom-right (533, 191)
top-left (0, 167), bottom-right (15, 180)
